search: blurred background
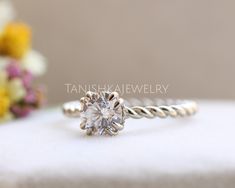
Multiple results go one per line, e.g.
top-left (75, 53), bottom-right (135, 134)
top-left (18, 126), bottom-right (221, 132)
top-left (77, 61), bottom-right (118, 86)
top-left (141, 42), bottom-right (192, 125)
top-left (13, 0), bottom-right (235, 104)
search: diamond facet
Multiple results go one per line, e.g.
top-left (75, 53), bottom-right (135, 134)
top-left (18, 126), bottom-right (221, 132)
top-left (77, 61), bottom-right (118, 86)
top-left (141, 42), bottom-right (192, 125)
top-left (80, 91), bottom-right (125, 135)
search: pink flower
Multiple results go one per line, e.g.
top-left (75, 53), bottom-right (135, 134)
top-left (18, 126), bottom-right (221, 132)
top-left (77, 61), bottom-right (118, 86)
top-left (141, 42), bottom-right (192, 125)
top-left (6, 61), bottom-right (22, 78)
top-left (10, 105), bottom-right (33, 118)
top-left (22, 71), bottom-right (33, 89)
top-left (24, 89), bottom-right (36, 104)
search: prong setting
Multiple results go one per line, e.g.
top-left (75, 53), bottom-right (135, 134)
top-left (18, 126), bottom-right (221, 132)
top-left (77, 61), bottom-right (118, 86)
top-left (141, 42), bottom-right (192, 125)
top-left (79, 91), bottom-right (125, 136)
top-left (108, 91), bottom-right (119, 101)
top-left (86, 91), bottom-right (98, 100)
top-left (80, 120), bottom-right (86, 130)
top-left (86, 127), bottom-right (93, 135)
top-left (114, 98), bottom-right (124, 109)
top-left (112, 121), bottom-right (124, 131)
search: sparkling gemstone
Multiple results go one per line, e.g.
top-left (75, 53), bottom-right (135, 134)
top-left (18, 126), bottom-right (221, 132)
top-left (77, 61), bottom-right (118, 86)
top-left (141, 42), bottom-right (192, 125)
top-left (80, 91), bottom-right (124, 135)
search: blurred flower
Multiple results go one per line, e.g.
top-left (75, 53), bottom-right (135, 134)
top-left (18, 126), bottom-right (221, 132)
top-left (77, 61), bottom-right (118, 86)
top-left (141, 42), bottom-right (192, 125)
top-left (0, 9), bottom-right (47, 122)
top-left (0, 66), bottom-right (26, 103)
top-left (0, 70), bottom-right (12, 121)
top-left (21, 50), bottom-right (46, 76)
top-left (21, 70), bottom-right (33, 88)
top-left (0, 50), bottom-right (47, 77)
top-left (0, 61), bottom-right (45, 122)
top-left (10, 104), bottom-right (32, 118)
top-left (7, 78), bottom-right (26, 102)
top-left (0, 22), bottom-right (31, 59)
top-left (0, 0), bottom-right (14, 32)
top-left (0, 56), bottom-right (9, 70)
top-left (0, 69), bottom-right (7, 86)
top-left (0, 87), bottom-right (10, 117)
top-left (5, 60), bottom-right (22, 78)
top-left (24, 89), bottom-right (36, 104)
top-left (0, 21), bottom-right (46, 77)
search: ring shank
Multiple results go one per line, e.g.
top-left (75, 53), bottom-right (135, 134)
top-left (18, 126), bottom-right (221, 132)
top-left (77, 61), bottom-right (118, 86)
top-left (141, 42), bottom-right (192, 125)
top-left (63, 99), bottom-right (198, 119)
top-left (124, 99), bottom-right (197, 119)
top-left (63, 101), bottom-right (81, 117)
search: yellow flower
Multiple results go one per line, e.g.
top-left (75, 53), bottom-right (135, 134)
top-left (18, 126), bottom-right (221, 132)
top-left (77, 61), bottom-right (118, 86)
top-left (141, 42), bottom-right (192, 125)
top-left (0, 87), bottom-right (10, 117)
top-left (0, 69), bottom-right (7, 87)
top-left (0, 22), bottom-right (31, 59)
top-left (0, 70), bottom-right (26, 122)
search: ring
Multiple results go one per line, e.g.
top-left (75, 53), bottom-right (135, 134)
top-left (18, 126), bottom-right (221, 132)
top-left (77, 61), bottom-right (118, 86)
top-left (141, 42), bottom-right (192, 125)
top-left (62, 91), bottom-right (198, 136)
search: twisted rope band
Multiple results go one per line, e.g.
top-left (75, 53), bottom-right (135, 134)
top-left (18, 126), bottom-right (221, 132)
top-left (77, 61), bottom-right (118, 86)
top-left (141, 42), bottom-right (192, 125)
top-left (63, 99), bottom-right (198, 119)
top-left (124, 99), bottom-right (197, 119)
top-left (63, 101), bottom-right (81, 118)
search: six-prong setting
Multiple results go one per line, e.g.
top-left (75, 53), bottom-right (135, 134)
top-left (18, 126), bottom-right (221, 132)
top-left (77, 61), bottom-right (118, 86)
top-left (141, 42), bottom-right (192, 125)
top-left (79, 91), bottom-right (125, 136)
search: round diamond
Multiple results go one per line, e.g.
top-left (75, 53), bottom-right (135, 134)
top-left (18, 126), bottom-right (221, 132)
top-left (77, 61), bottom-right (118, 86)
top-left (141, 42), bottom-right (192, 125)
top-left (80, 91), bottom-right (125, 135)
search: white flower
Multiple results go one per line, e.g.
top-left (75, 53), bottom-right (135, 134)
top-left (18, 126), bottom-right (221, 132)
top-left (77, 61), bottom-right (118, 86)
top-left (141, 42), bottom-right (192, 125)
top-left (21, 50), bottom-right (47, 77)
top-left (0, 56), bottom-right (10, 69)
top-left (0, 0), bottom-right (15, 32)
top-left (7, 78), bottom-right (26, 102)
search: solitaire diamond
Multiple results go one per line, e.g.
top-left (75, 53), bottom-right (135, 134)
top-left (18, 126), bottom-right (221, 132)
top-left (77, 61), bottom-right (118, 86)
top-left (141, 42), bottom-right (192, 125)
top-left (80, 91), bottom-right (125, 135)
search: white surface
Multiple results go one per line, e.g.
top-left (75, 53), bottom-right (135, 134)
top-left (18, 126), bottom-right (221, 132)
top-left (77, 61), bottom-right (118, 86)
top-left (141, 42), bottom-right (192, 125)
top-left (0, 101), bottom-right (235, 188)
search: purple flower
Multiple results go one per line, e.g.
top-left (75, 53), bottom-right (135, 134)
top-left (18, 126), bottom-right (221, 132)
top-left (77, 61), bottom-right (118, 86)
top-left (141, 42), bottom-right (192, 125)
top-left (22, 71), bottom-right (33, 89)
top-left (10, 105), bottom-right (33, 118)
top-left (6, 61), bottom-right (22, 78)
top-left (24, 90), bottom-right (36, 104)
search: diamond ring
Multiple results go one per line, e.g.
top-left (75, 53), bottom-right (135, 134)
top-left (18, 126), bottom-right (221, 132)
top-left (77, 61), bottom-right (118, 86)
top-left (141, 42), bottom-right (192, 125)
top-left (62, 91), bottom-right (198, 136)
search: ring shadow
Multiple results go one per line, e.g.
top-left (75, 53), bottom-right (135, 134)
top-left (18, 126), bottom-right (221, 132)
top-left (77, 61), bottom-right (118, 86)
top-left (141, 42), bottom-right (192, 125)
top-left (120, 118), bottom-right (197, 138)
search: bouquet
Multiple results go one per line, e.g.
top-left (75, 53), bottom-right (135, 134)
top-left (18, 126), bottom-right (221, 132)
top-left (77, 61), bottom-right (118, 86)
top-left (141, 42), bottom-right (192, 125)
top-left (0, 1), bottom-right (46, 122)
